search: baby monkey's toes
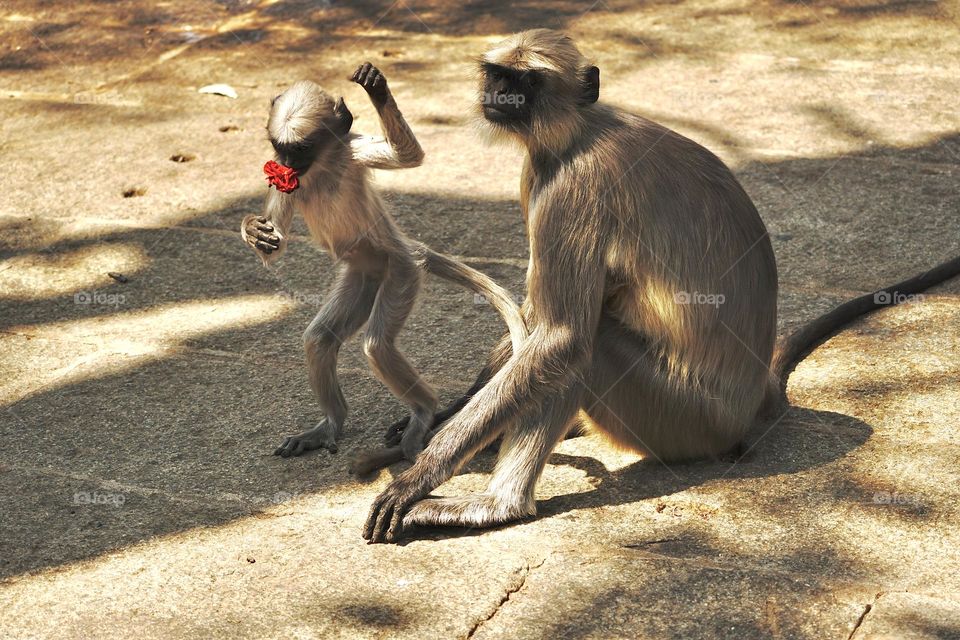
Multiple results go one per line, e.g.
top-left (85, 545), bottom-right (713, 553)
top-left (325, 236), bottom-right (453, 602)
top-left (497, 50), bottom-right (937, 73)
top-left (273, 421), bottom-right (340, 458)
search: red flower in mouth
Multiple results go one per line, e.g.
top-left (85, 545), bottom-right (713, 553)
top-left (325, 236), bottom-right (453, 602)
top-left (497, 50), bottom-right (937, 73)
top-left (263, 160), bottom-right (299, 193)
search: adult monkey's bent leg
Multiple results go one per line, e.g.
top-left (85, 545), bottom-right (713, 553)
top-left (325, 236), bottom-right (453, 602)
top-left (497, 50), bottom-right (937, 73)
top-left (400, 384), bottom-right (583, 530)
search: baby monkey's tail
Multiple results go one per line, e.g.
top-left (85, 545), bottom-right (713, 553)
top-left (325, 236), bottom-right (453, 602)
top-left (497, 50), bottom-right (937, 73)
top-left (348, 243), bottom-right (527, 477)
top-left (411, 243), bottom-right (528, 352)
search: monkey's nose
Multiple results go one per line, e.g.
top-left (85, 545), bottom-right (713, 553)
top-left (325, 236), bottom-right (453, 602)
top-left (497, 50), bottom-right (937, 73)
top-left (281, 157), bottom-right (309, 175)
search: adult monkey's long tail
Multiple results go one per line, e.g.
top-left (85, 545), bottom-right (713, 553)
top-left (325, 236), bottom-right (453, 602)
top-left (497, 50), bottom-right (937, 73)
top-left (411, 242), bottom-right (528, 352)
top-left (347, 243), bottom-right (527, 477)
top-left (761, 254), bottom-right (960, 415)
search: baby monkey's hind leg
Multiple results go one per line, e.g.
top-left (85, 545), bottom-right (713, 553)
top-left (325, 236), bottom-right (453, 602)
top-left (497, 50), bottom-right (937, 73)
top-left (362, 254), bottom-right (438, 462)
top-left (275, 268), bottom-right (379, 457)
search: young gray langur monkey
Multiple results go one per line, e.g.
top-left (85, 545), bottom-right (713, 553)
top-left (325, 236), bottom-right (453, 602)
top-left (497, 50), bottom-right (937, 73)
top-left (362, 30), bottom-right (960, 543)
top-left (241, 63), bottom-right (527, 465)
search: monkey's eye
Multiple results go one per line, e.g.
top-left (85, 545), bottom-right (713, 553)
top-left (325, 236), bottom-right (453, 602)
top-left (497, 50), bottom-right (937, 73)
top-left (490, 71), bottom-right (503, 82)
top-left (524, 74), bottom-right (539, 88)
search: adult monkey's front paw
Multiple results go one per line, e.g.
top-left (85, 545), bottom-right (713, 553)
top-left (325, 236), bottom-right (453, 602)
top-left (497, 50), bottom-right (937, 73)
top-left (350, 61), bottom-right (389, 107)
top-left (401, 494), bottom-right (533, 530)
top-left (363, 474), bottom-right (430, 543)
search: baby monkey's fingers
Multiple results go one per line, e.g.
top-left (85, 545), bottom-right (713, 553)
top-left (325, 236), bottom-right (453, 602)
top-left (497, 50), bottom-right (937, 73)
top-left (350, 62), bottom-right (373, 84)
top-left (257, 232), bottom-right (280, 246)
top-left (244, 215), bottom-right (272, 233)
top-left (350, 62), bottom-right (389, 105)
top-left (363, 66), bottom-right (386, 88)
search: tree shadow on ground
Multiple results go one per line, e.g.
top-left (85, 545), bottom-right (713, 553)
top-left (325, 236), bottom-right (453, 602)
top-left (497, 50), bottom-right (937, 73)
top-left (0, 131), bottom-right (956, 588)
top-left (1, 0), bottom-right (952, 73)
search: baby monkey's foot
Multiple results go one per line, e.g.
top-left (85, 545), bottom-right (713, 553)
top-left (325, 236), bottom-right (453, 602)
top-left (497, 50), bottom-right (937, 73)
top-left (274, 418), bottom-right (340, 457)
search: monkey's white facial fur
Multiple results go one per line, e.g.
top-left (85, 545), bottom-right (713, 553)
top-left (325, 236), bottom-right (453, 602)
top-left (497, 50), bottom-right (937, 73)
top-left (267, 80), bottom-right (352, 175)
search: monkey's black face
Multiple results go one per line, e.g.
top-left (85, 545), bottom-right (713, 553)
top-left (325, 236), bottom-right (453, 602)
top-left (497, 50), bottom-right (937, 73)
top-left (481, 63), bottom-right (539, 126)
top-left (271, 139), bottom-right (321, 176)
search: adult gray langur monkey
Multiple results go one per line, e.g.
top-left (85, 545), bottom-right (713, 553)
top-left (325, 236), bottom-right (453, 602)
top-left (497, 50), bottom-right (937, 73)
top-left (363, 29), bottom-right (960, 543)
top-left (241, 63), bottom-right (527, 465)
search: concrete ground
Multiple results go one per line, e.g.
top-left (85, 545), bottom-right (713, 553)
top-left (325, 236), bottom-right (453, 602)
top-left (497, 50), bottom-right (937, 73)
top-left (1, 1), bottom-right (959, 638)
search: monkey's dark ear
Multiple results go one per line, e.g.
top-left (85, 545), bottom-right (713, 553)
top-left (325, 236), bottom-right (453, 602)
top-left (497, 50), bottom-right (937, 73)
top-left (581, 65), bottom-right (600, 104)
top-left (333, 97), bottom-right (353, 135)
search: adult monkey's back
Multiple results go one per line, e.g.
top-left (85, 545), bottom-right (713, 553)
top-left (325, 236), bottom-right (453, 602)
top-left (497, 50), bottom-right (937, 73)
top-left (363, 29), bottom-right (960, 543)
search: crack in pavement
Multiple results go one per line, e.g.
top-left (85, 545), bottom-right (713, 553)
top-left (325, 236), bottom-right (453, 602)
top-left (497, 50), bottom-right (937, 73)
top-left (848, 591), bottom-right (884, 640)
top-left (466, 556), bottom-right (547, 638)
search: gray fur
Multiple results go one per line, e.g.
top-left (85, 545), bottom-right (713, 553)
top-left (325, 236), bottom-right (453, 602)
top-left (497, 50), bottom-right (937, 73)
top-left (364, 31), bottom-right (778, 542)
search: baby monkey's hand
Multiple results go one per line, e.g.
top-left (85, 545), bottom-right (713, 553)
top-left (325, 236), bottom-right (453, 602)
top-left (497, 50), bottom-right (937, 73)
top-left (351, 62), bottom-right (389, 108)
top-left (242, 215), bottom-right (280, 255)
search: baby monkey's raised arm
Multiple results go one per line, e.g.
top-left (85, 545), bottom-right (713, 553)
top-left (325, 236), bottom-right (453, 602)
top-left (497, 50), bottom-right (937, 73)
top-left (349, 62), bottom-right (425, 170)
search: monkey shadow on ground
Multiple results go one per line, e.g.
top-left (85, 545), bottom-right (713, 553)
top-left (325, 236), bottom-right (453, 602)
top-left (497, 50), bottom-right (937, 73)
top-left (397, 405), bottom-right (874, 544)
top-left (2, 134), bottom-right (956, 580)
top-left (542, 406), bottom-right (872, 515)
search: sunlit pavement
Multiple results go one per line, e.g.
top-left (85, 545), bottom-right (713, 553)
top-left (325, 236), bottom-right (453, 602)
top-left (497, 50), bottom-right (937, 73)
top-left (1, 2), bottom-right (959, 637)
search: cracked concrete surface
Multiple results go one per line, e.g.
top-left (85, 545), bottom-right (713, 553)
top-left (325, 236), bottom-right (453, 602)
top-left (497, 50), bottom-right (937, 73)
top-left (1, 1), bottom-right (959, 638)
top-left (466, 558), bottom-right (546, 638)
